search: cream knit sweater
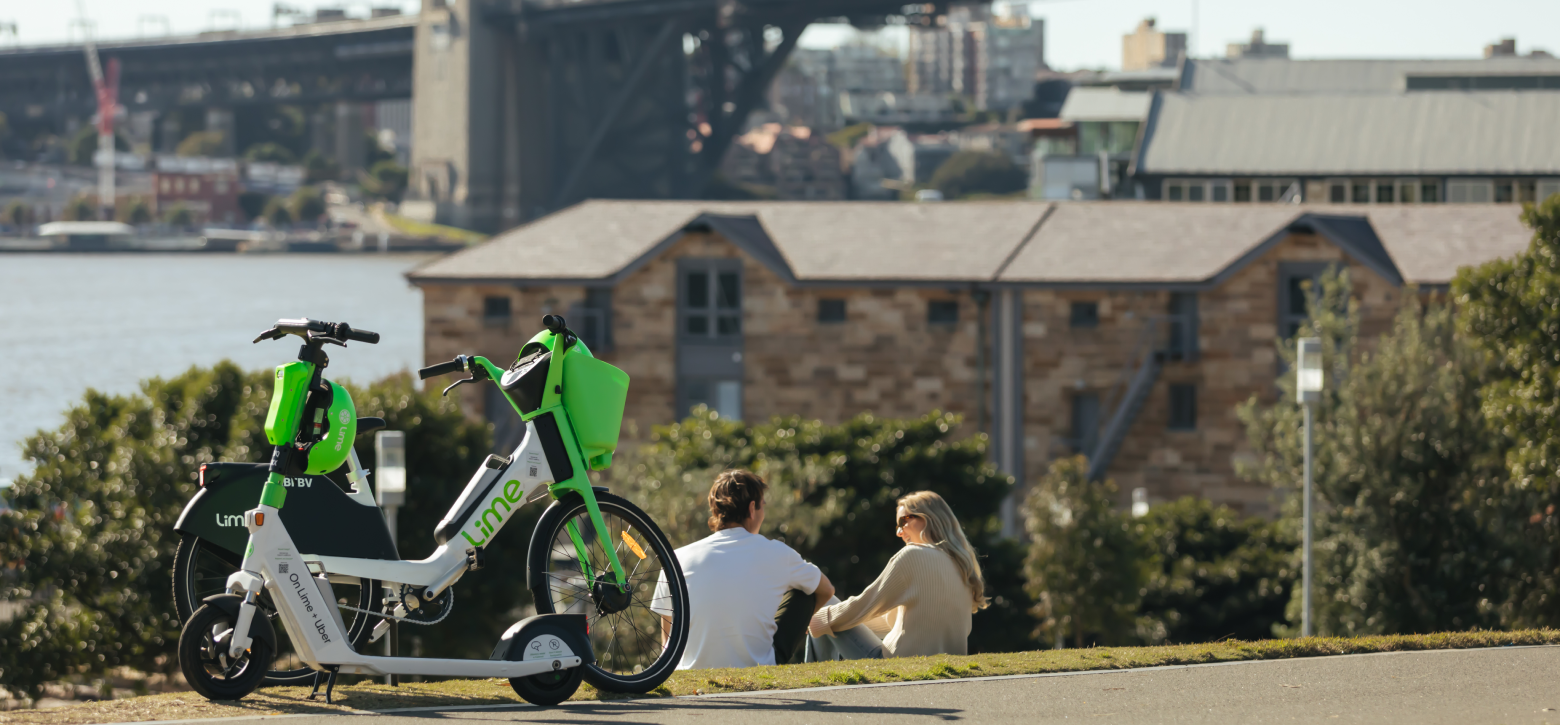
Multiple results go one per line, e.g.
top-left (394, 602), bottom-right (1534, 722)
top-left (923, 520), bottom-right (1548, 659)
top-left (815, 544), bottom-right (974, 657)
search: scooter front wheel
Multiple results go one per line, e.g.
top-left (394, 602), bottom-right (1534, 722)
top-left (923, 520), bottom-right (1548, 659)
top-left (179, 603), bottom-right (273, 701)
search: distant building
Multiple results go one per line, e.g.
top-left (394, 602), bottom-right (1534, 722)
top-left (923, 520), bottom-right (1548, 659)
top-left (1032, 87), bottom-right (1150, 200)
top-left (1121, 18), bottom-right (1186, 71)
top-left (1137, 56), bottom-right (1560, 204)
top-left (1484, 37), bottom-right (1554, 59)
top-left (839, 92), bottom-right (960, 125)
top-left (770, 45), bottom-right (906, 131)
top-left (153, 156), bottom-right (242, 224)
top-left (907, 5), bottom-right (1044, 112)
top-left (1226, 28), bottom-right (1290, 60)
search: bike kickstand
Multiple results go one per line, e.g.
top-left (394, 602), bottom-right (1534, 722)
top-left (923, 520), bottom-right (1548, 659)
top-left (307, 670), bottom-right (324, 700)
top-left (324, 666), bottom-right (340, 704)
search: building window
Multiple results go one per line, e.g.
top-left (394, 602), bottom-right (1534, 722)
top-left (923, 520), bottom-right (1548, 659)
top-left (1070, 301), bottom-right (1099, 328)
top-left (1071, 392), bottom-right (1100, 454)
top-left (1351, 182), bottom-right (1370, 203)
top-left (482, 296), bottom-right (511, 327)
top-left (681, 261), bottom-right (742, 340)
top-left (1518, 180), bottom-right (1538, 203)
top-left (818, 298), bottom-right (846, 324)
top-left (1376, 181), bottom-right (1395, 203)
top-left (1539, 179), bottom-right (1560, 204)
top-left (1234, 182), bottom-right (1252, 202)
top-left (1168, 384), bottom-right (1197, 430)
top-left (1166, 182), bottom-right (1184, 201)
top-left (1166, 292), bottom-right (1198, 359)
top-left (1421, 181), bottom-right (1441, 203)
top-left (683, 378), bottom-right (742, 421)
top-left (1278, 262), bottom-right (1332, 338)
top-left (1397, 180), bottom-right (1418, 203)
top-left (1328, 180), bottom-right (1347, 203)
top-left (1494, 181), bottom-right (1515, 204)
top-left (1187, 184), bottom-right (1205, 202)
top-left (1447, 179), bottom-right (1494, 203)
top-left (1209, 180), bottom-right (1232, 202)
top-left (928, 300), bottom-right (959, 325)
top-left (569, 288), bottom-right (612, 351)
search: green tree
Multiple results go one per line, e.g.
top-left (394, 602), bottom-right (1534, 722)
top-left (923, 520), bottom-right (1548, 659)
top-left (360, 160), bottom-right (408, 202)
top-left (622, 409), bottom-right (1036, 653)
top-left (302, 150), bottom-right (339, 183)
top-left (1135, 498), bottom-right (1296, 644)
top-left (3, 199), bottom-right (33, 228)
top-left (262, 197), bottom-right (293, 227)
top-left (1453, 196), bottom-right (1560, 627)
top-left (117, 197), bottom-right (153, 225)
top-left (365, 130), bottom-right (395, 167)
top-left (175, 131), bottom-right (226, 158)
top-left (243, 142), bottom-right (296, 164)
top-left (66, 126), bottom-right (130, 166)
top-left (1022, 456), bottom-right (1147, 647)
top-left (61, 195), bottom-right (97, 221)
top-left (927, 150), bottom-right (1027, 200)
top-left (826, 122), bottom-right (874, 151)
top-left (162, 202), bottom-right (195, 228)
top-left (289, 186), bottom-right (326, 225)
top-left (1238, 270), bottom-right (1511, 637)
top-left (237, 191), bottom-right (271, 222)
top-left (0, 365), bottom-right (494, 695)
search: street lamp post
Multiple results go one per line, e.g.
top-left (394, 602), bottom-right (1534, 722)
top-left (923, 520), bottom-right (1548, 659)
top-left (1296, 338), bottom-right (1324, 638)
top-left (374, 430), bottom-right (406, 684)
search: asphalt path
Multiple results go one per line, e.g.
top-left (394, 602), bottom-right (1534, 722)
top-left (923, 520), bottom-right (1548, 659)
top-left (148, 645), bottom-right (1560, 725)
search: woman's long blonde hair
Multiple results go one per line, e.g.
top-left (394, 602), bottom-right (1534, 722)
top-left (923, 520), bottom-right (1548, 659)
top-left (899, 491), bottom-right (988, 612)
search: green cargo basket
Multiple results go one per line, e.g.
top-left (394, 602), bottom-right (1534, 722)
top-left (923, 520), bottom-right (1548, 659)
top-left (562, 352), bottom-right (629, 471)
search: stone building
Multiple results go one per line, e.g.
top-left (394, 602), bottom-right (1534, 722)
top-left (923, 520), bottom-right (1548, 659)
top-left (408, 200), bottom-right (1529, 531)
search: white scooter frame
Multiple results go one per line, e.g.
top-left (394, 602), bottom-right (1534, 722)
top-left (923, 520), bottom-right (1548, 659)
top-left (220, 421), bottom-right (582, 680)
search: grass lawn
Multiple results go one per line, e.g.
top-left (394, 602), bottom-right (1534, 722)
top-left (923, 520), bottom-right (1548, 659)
top-left (377, 213), bottom-right (488, 245)
top-left (5, 629), bottom-right (1557, 724)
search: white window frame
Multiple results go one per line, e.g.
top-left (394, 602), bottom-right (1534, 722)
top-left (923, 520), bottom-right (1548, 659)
top-left (1396, 178), bottom-right (1419, 204)
top-left (1208, 179), bottom-right (1233, 203)
top-left (1539, 179), bottom-right (1560, 204)
top-left (1326, 178), bottom-right (1349, 204)
top-left (1447, 178), bottom-right (1495, 204)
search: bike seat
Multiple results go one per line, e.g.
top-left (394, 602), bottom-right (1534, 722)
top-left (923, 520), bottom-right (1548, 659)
top-left (357, 417), bottom-right (387, 435)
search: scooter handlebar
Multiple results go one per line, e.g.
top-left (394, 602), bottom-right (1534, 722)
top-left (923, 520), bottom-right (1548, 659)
top-left (419, 356), bottom-right (468, 380)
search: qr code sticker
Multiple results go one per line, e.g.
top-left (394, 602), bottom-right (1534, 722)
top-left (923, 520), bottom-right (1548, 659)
top-left (529, 467), bottom-right (538, 477)
top-left (278, 563), bottom-right (289, 574)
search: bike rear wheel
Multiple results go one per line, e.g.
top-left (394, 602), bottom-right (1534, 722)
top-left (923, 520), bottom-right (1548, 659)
top-left (172, 534), bottom-right (380, 685)
top-left (528, 491), bottom-right (689, 694)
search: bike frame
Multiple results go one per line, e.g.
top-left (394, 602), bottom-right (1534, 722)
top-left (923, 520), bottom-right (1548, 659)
top-left (221, 326), bottom-right (625, 673)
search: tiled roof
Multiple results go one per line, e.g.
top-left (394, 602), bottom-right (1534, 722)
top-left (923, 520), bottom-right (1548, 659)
top-left (1179, 57), bottom-right (1560, 95)
top-left (407, 200), bottom-right (1533, 288)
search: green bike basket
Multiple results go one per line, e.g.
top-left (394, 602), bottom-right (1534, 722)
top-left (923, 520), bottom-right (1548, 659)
top-left (561, 352), bottom-right (629, 471)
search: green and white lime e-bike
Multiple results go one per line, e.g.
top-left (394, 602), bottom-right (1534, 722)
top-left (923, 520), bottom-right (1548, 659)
top-left (177, 316), bottom-right (689, 705)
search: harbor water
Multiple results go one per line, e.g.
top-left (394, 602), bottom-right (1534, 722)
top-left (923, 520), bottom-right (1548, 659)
top-left (0, 253), bottom-right (435, 487)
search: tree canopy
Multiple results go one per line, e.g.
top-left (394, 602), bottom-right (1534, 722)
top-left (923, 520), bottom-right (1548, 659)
top-left (927, 150), bottom-right (1027, 200)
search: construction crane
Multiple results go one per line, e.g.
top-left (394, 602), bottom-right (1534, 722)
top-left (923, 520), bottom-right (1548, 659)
top-left (78, 1), bottom-right (120, 220)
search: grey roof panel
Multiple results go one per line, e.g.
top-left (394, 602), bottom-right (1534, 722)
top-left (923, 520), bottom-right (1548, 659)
top-left (1059, 88), bottom-right (1154, 122)
top-left (1182, 57), bottom-right (1560, 95)
top-left (1359, 204), bottom-right (1533, 283)
top-left (997, 203), bottom-right (1304, 283)
top-left (1138, 92), bottom-right (1560, 176)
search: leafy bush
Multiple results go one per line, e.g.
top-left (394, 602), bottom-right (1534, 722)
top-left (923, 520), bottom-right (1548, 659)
top-left (3, 199), bottom-right (32, 227)
top-left (237, 191), bottom-right (271, 222)
top-left (302, 151), bottom-right (339, 183)
top-left (1022, 456), bottom-right (1146, 647)
top-left (928, 150), bottom-right (1026, 200)
top-left (66, 127), bottom-right (129, 166)
top-left (0, 364), bottom-right (496, 695)
top-left (360, 160), bottom-right (408, 202)
top-left (61, 195), bottom-right (97, 222)
top-left (1135, 498), bottom-right (1295, 644)
top-left (289, 186), bottom-right (326, 225)
top-left (175, 131), bottom-right (225, 158)
top-left (621, 409), bottom-right (1036, 653)
top-left (262, 196), bottom-right (293, 227)
top-left (243, 142), bottom-right (296, 164)
top-left (117, 197), bottom-right (153, 225)
top-left (162, 202), bottom-right (194, 228)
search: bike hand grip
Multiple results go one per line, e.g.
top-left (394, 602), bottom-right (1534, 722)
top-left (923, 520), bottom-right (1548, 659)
top-left (542, 315), bottom-right (566, 334)
top-left (342, 325), bottom-right (380, 344)
top-left (419, 357), bottom-right (466, 380)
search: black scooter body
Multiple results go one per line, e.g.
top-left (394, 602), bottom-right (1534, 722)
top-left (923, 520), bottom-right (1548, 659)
top-left (174, 462), bottom-right (399, 561)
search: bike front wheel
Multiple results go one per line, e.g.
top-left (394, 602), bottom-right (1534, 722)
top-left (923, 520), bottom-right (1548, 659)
top-left (528, 491), bottom-right (689, 694)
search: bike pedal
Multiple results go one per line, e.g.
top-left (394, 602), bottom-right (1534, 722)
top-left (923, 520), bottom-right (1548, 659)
top-left (369, 618), bottom-right (391, 644)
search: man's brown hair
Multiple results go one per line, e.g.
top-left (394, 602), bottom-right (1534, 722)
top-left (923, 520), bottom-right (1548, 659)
top-left (708, 469), bottom-right (767, 532)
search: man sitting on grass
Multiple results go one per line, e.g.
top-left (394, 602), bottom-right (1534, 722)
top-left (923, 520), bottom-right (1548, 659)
top-left (654, 469), bottom-right (834, 669)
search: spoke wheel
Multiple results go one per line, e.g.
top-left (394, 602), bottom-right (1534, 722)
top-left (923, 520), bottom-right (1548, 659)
top-left (529, 492), bottom-right (689, 694)
top-left (173, 534), bottom-right (380, 685)
top-left (178, 604), bottom-right (272, 701)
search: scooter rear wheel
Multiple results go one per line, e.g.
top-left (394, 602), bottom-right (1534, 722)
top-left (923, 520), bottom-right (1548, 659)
top-left (179, 603), bottom-right (273, 701)
top-left (508, 666), bottom-right (583, 707)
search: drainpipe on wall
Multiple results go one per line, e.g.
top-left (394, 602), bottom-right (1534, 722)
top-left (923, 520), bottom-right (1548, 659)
top-left (973, 286), bottom-right (991, 440)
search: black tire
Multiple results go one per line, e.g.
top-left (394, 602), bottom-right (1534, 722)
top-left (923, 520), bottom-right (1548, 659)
top-left (179, 603), bottom-right (274, 701)
top-left (508, 666), bottom-right (583, 706)
top-left (172, 534), bottom-right (381, 685)
top-left (528, 492), bottom-right (689, 694)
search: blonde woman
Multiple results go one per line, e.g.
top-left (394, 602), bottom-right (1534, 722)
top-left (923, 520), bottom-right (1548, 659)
top-left (806, 491), bottom-right (989, 660)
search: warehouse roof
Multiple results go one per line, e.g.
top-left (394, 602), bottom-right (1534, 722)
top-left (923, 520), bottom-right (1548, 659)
top-left (1135, 91), bottom-right (1560, 176)
top-left (1059, 87), bottom-right (1153, 122)
top-left (406, 200), bottom-right (1532, 289)
top-left (1178, 57), bottom-right (1560, 94)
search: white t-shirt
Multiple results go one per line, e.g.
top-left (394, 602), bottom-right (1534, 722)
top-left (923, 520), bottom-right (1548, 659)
top-left (652, 527), bottom-right (822, 670)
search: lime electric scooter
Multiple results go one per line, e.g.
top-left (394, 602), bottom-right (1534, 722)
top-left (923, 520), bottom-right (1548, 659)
top-left (176, 316), bottom-right (689, 706)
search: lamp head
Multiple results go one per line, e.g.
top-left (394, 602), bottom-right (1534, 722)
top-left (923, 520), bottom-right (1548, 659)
top-left (1296, 337), bottom-right (1323, 404)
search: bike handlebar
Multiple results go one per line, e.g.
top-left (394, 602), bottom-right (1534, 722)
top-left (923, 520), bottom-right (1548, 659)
top-left (258, 318), bottom-right (380, 345)
top-left (419, 356), bottom-right (468, 380)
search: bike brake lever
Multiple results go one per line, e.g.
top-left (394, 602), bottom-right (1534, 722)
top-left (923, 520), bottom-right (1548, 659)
top-left (442, 377), bottom-right (476, 397)
top-left (252, 327), bottom-right (284, 344)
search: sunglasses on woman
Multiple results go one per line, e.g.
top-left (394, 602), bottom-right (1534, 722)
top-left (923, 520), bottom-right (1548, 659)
top-left (896, 513), bottom-right (923, 529)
